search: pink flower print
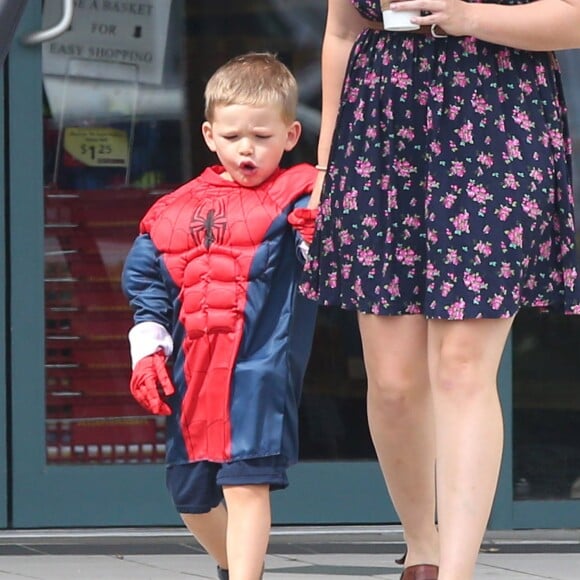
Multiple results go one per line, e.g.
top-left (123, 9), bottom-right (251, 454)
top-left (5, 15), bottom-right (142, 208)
top-left (354, 102), bottom-right (365, 122)
top-left (549, 129), bottom-right (564, 150)
top-left (503, 137), bottom-right (523, 162)
top-left (442, 192), bottom-right (457, 208)
top-left (477, 152), bottom-right (494, 168)
top-left (462, 37), bottom-right (478, 55)
top-left (503, 173), bottom-right (520, 190)
top-left (338, 229), bottom-right (354, 246)
top-left (398, 126), bottom-right (415, 141)
top-left (425, 262), bottom-right (440, 280)
top-left (328, 272), bottom-right (338, 289)
top-left (451, 210), bottom-right (470, 234)
top-left (477, 63), bottom-right (492, 78)
top-left (475, 241), bottom-right (492, 257)
top-left (452, 71), bottom-right (469, 87)
top-left (519, 79), bottom-right (533, 95)
top-left (471, 94), bottom-right (491, 115)
top-left (355, 158), bottom-right (373, 178)
top-left (417, 90), bottom-right (429, 106)
top-left (387, 188), bottom-right (398, 210)
top-left (441, 280), bottom-right (454, 297)
top-left (496, 205), bottom-right (512, 221)
top-left (357, 247), bottom-right (378, 267)
top-left (430, 84), bottom-right (444, 103)
top-left (341, 263), bottom-right (352, 279)
top-left (381, 51), bottom-right (392, 67)
top-left (445, 248), bottom-right (461, 266)
top-left (448, 104), bottom-right (461, 120)
top-left (489, 294), bottom-right (504, 310)
top-left (426, 174), bottom-right (440, 192)
top-left (500, 262), bottom-right (514, 278)
top-left (506, 225), bottom-right (523, 248)
top-left (525, 276), bottom-right (537, 290)
top-left (496, 49), bottom-right (513, 71)
top-left (467, 182), bottom-right (491, 204)
top-left (343, 188), bottom-right (359, 211)
top-left (366, 126), bottom-right (378, 140)
top-left (427, 228), bottom-right (439, 244)
top-left (535, 63), bottom-right (547, 86)
top-left (450, 161), bottom-right (466, 177)
top-left (419, 57), bottom-right (430, 72)
top-left (513, 108), bottom-right (534, 132)
top-left (522, 196), bottom-right (541, 219)
top-left (353, 277), bottom-right (364, 298)
top-left (430, 140), bottom-right (442, 156)
top-left (530, 167), bottom-right (543, 182)
top-left (456, 121), bottom-right (474, 144)
top-left (322, 237), bottom-right (335, 254)
top-left (563, 268), bottom-right (577, 289)
top-left (403, 214), bottom-right (421, 229)
top-left (347, 87), bottom-right (360, 103)
top-left (391, 69), bottom-right (412, 90)
top-left (538, 239), bottom-right (551, 259)
top-left (463, 270), bottom-right (487, 293)
top-left (396, 247), bottom-right (419, 266)
top-left (406, 304), bottom-right (422, 314)
top-left (393, 158), bottom-right (416, 178)
top-left (381, 174), bottom-right (391, 189)
top-left (387, 276), bottom-right (401, 298)
top-left (447, 298), bottom-right (466, 319)
top-left (362, 215), bottom-right (378, 228)
top-left (364, 70), bottom-right (380, 89)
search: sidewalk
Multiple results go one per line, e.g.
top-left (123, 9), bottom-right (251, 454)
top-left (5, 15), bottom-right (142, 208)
top-left (0, 526), bottom-right (578, 579)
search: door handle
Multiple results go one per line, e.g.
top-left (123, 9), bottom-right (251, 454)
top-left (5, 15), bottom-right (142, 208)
top-left (22, 0), bottom-right (73, 45)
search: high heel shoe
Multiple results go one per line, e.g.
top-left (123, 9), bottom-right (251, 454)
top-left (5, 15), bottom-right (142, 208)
top-left (395, 549), bottom-right (407, 565)
top-left (399, 564), bottom-right (438, 580)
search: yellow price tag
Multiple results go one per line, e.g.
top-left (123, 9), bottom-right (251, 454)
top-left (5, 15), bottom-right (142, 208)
top-left (64, 127), bottom-right (129, 168)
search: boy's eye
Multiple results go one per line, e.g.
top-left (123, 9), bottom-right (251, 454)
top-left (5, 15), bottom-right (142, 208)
top-left (223, 135), bottom-right (238, 141)
top-left (256, 135), bottom-right (272, 140)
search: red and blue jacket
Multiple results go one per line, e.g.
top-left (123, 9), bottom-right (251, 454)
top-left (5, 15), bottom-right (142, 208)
top-left (122, 164), bottom-right (317, 465)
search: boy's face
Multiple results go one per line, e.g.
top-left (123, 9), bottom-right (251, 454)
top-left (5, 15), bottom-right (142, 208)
top-left (202, 104), bottom-right (301, 188)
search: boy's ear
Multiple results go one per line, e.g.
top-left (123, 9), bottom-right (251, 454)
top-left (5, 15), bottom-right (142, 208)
top-left (201, 121), bottom-right (217, 152)
top-left (284, 121), bottom-right (302, 151)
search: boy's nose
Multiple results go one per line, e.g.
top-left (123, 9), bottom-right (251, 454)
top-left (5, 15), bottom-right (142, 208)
top-left (238, 138), bottom-right (254, 154)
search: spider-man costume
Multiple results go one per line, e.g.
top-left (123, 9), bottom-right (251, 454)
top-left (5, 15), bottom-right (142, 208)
top-left (122, 163), bottom-right (317, 466)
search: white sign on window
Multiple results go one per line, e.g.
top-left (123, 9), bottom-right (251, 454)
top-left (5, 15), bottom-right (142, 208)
top-left (42, 0), bottom-right (172, 85)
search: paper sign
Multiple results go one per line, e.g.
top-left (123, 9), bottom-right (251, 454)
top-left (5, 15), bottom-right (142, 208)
top-left (63, 127), bottom-right (129, 167)
top-left (42, 0), bottom-right (172, 85)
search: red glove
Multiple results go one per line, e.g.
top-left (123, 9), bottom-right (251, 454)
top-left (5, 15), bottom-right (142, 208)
top-left (130, 351), bottom-right (175, 415)
top-left (288, 207), bottom-right (319, 244)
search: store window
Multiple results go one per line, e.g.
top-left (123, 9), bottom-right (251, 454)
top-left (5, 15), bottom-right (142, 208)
top-left (512, 50), bottom-right (580, 501)
top-left (43, 0), bottom-right (375, 465)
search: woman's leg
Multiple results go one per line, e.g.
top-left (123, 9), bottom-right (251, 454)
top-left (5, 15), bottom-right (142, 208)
top-left (358, 313), bottom-right (439, 568)
top-left (222, 484), bottom-right (270, 580)
top-left (428, 317), bottom-right (513, 580)
top-left (181, 504), bottom-right (228, 570)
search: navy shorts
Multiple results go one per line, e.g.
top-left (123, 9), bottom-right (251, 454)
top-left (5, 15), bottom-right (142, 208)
top-left (166, 456), bottom-right (290, 514)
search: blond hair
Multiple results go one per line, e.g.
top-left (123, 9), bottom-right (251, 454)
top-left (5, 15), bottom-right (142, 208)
top-left (204, 52), bottom-right (298, 124)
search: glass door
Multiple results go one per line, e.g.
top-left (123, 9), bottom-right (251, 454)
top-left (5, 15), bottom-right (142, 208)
top-left (8, 0), bottom-right (402, 528)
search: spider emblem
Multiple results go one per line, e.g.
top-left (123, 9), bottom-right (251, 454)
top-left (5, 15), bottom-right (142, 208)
top-left (189, 200), bottom-right (228, 249)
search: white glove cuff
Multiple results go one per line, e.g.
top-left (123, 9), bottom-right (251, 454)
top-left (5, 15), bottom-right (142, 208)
top-left (128, 321), bottom-right (173, 369)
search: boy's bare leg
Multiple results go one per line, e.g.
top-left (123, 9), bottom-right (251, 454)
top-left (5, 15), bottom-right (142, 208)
top-left (223, 484), bottom-right (270, 580)
top-left (181, 504), bottom-right (228, 570)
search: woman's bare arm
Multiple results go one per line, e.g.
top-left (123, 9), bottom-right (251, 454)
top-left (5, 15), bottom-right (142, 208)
top-left (309, 0), bottom-right (369, 208)
top-left (392, 0), bottom-right (580, 51)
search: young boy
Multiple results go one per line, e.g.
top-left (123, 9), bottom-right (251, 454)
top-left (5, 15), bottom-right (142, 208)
top-left (121, 53), bottom-right (318, 580)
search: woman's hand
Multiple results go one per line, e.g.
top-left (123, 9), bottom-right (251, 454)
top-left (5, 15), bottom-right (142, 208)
top-left (390, 0), bottom-right (475, 37)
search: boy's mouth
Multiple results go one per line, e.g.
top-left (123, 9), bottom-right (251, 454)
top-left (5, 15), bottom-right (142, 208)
top-left (239, 161), bottom-right (257, 172)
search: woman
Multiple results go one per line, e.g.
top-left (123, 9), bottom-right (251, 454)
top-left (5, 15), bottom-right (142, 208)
top-left (302, 1), bottom-right (580, 578)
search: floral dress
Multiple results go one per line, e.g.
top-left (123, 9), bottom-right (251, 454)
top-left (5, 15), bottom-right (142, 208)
top-left (301, 0), bottom-right (580, 319)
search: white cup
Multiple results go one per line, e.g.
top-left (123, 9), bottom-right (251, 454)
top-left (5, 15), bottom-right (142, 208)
top-left (382, 9), bottom-right (420, 31)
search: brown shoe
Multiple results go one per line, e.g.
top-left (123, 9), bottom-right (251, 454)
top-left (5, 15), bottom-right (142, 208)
top-left (400, 564), bottom-right (439, 580)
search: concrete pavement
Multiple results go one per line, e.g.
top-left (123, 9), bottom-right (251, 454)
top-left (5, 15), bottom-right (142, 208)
top-left (0, 526), bottom-right (578, 579)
